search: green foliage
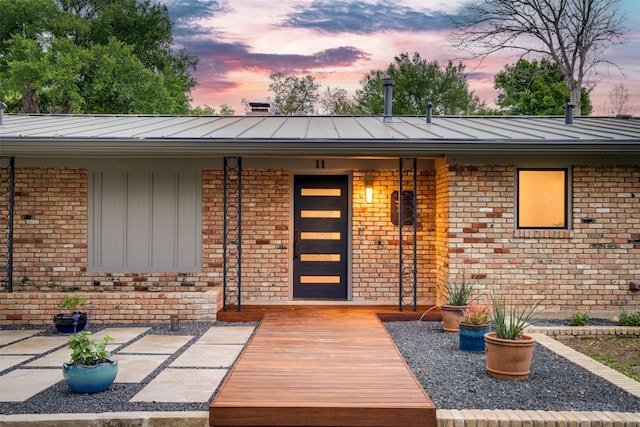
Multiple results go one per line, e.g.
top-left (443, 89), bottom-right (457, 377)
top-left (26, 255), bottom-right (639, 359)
top-left (619, 310), bottom-right (640, 326)
top-left (355, 52), bottom-right (485, 116)
top-left (490, 294), bottom-right (540, 340)
top-left (268, 72), bottom-right (321, 115)
top-left (439, 273), bottom-right (477, 306)
top-left (319, 86), bottom-right (359, 115)
top-left (494, 58), bottom-right (592, 115)
top-left (57, 295), bottom-right (86, 311)
top-left (67, 331), bottom-right (114, 366)
top-left (567, 311), bottom-right (590, 326)
top-left (0, 0), bottom-right (195, 114)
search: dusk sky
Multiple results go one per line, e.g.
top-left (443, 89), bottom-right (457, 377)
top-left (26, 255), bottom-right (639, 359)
top-left (163, 0), bottom-right (640, 115)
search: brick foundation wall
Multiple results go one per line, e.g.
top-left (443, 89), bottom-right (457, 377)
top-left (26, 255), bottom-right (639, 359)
top-left (0, 290), bottom-right (221, 325)
top-left (444, 164), bottom-right (640, 316)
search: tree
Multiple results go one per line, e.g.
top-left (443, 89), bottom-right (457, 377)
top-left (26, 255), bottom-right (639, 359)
top-left (268, 72), bottom-right (320, 115)
top-left (608, 83), bottom-right (630, 116)
top-left (450, 0), bottom-right (627, 116)
top-left (494, 58), bottom-right (592, 115)
top-left (319, 87), bottom-right (358, 115)
top-left (355, 52), bottom-right (484, 115)
top-left (0, 0), bottom-right (196, 114)
top-left (190, 104), bottom-right (235, 115)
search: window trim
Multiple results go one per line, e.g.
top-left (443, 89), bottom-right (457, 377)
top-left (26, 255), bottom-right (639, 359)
top-left (515, 167), bottom-right (570, 230)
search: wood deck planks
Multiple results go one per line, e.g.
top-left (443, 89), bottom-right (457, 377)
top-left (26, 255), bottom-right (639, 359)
top-left (210, 308), bottom-right (436, 427)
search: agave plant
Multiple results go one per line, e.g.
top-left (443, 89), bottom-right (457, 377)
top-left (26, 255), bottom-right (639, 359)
top-left (439, 273), bottom-right (477, 306)
top-left (490, 294), bottom-right (540, 340)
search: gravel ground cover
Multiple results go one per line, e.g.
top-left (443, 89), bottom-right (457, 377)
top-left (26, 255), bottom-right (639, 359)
top-left (2, 320), bottom-right (639, 415)
top-left (0, 322), bottom-right (256, 415)
top-left (385, 321), bottom-right (640, 412)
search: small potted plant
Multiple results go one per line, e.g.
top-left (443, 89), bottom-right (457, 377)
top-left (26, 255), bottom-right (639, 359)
top-left (53, 295), bottom-right (88, 334)
top-left (438, 273), bottom-right (477, 333)
top-left (484, 294), bottom-right (540, 380)
top-left (458, 303), bottom-right (491, 352)
top-left (63, 331), bottom-right (118, 393)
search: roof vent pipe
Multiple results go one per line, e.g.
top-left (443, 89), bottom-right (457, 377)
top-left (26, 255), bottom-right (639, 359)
top-left (382, 78), bottom-right (395, 122)
top-left (425, 102), bottom-right (433, 124)
top-left (563, 102), bottom-right (574, 125)
top-left (0, 102), bottom-right (6, 126)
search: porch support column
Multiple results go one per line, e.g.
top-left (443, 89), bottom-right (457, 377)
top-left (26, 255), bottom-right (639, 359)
top-left (398, 158), bottom-right (418, 311)
top-left (223, 157), bottom-right (242, 311)
top-left (0, 156), bottom-right (15, 293)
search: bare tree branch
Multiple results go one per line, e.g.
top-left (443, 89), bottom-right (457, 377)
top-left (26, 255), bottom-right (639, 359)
top-left (450, 0), bottom-right (628, 115)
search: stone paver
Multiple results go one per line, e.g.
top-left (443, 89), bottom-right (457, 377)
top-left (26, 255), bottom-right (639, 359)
top-left (0, 355), bottom-right (33, 371)
top-left (117, 335), bottom-right (192, 354)
top-left (0, 337), bottom-right (67, 355)
top-left (170, 344), bottom-right (243, 368)
top-left (111, 354), bottom-right (168, 383)
top-left (197, 326), bottom-right (254, 344)
top-left (91, 327), bottom-right (149, 344)
top-left (25, 345), bottom-right (118, 368)
top-left (129, 368), bottom-right (227, 403)
top-left (0, 330), bottom-right (43, 346)
top-left (0, 369), bottom-right (61, 402)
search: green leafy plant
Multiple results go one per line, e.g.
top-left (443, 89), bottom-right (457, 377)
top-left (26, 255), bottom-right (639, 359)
top-left (567, 311), bottom-right (590, 326)
top-left (439, 273), bottom-right (477, 306)
top-left (17, 276), bottom-right (34, 288)
top-left (57, 295), bottom-right (86, 311)
top-left (619, 309), bottom-right (640, 326)
top-left (67, 331), bottom-right (114, 366)
top-left (490, 294), bottom-right (540, 340)
top-left (460, 303), bottom-right (491, 325)
top-left (47, 280), bottom-right (59, 290)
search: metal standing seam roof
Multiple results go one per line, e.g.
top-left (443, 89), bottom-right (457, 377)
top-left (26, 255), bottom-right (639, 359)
top-left (1, 114), bottom-right (639, 157)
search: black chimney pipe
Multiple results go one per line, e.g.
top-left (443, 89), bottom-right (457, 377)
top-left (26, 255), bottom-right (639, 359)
top-left (426, 102), bottom-right (433, 124)
top-left (563, 102), bottom-right (574, 125)
top-left (383, 78), bottom-right (395, 122)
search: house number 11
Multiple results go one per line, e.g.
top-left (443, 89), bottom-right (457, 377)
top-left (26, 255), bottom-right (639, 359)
top-left (315, 160), bottom-right (325, 169)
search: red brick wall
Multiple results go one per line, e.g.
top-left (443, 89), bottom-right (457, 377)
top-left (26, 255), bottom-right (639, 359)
top-left (352, 170), bottom-right (437, 304)
top-left (443, 164), bottom-right (640, 316)
top-left (0, 291), bottom-right (221, 325)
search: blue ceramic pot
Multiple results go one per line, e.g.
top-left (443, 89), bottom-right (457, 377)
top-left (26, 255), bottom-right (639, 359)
top-left (459, 323), bottom-right (491, 353)
top-left (53, 312), bottom-right (87, 334)
top-left (63, 359), bottom-right (118, 393)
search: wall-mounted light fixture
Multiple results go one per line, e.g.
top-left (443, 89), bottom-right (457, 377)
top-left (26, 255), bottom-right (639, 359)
top-left (365, 179), bottom-right (373, 204)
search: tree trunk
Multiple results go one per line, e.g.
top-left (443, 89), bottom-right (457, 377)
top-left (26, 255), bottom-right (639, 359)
top-left (21, 86), bottom-right (40, 114)
top-left (568, 81), bottom-right (582, 117)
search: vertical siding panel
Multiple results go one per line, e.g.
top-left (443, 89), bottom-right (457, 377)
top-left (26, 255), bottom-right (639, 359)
top-left (98, 171), bottom-right (127, 268)
top-left (176, 171), bottom-right (200, 269)
top-left (126, 171), bottom-right (151, 268)
top-left (151, 172), bottom-right (178, 267)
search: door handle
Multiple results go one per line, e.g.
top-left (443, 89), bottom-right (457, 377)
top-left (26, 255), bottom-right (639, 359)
top-left (294, 231), bottom-right (300, 259)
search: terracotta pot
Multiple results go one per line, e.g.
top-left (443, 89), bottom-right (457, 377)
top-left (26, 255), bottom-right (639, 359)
top-left (484, 332), bottom-right (535, 380)
top-left (440, 304), bottom-right (467, 333)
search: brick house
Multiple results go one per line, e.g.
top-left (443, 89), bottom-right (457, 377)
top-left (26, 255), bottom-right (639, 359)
top-left (1, 110), bottom-right (639, 324)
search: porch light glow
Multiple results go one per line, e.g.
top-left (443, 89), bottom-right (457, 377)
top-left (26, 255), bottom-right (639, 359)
top-left (365, 180), bottom-right (373, 204)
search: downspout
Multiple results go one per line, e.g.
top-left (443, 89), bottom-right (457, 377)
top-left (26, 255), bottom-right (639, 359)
top-left (0, 102), bottom-right (6, 126)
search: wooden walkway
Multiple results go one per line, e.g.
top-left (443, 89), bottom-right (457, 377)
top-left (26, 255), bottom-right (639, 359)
top-left (210, 307), bottom-right (436, 427)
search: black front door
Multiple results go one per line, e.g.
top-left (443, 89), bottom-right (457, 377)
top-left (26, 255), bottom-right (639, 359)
top-left (293, 175), bottom-right (349, 300)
